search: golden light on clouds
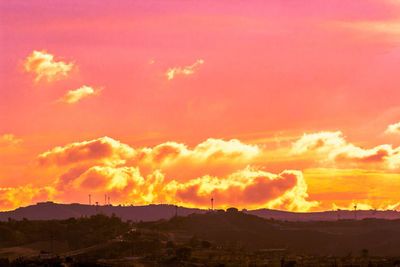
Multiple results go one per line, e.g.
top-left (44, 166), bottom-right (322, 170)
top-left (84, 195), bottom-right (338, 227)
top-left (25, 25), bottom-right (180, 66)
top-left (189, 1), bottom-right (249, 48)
top-left (0, 134), bottom-right (22, 146)
top-left (2, 127), bottom-right (400, 211)
top-left (292, 131), bottom-right (400, 169)
top-left (20, 136), bottom-right (312, 211)
top-left (24, 50), bottom-right (74, 82)
top-left (385, 121), bottom-right (400, 135)
top-left (59, 85), bottom-right (102, 104)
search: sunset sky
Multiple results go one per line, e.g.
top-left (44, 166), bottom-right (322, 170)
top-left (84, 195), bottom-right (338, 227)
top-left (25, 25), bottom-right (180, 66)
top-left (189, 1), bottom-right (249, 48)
top-left (1, 0), bottom-right (400, 211)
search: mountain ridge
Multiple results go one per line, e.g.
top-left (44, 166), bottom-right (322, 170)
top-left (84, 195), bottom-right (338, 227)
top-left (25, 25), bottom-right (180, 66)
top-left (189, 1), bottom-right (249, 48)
top-left (2, 202), bottom-right (400, 222)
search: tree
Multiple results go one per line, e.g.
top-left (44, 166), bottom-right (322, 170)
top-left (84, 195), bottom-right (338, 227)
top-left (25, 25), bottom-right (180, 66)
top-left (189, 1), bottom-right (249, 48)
top-left (361, 248), bottom-right (369, 258)
top-left (201, 240), bottom-right (211, 249)
top-left (176, 247), bottom-right (192, 260)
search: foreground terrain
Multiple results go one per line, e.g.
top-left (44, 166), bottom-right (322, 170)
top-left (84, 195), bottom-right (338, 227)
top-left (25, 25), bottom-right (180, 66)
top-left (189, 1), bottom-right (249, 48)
top-left (1, 209), bottom-right (400, 266)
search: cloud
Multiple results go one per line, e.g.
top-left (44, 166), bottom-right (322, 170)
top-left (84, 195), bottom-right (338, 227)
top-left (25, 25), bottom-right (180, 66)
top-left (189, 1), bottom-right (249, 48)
top-left (59, 85), bottom-right (102, 104)
top-left (136, 138), bottom-right (260, 180)
top-left (0, 134), bottom-right (22, 147)
top-left (334, 148), bottom-right (390, 164)
top-left (169, 168), bottom-right (316, 211)
top-left (64, 166), bottom-right (165, 204)
top-left (24, 50), bottom-right (74, 82)
top-left (39, 136), bottom-right (261, 182)
top-left (332, 20), bottom-right (400, 38)
top-left (51, 164), bottom-right (315, 211)
top-left (291, 131), bottom-right (400, 169)
top-left (0, 186), bottom-right (54, 210)
top-left (166, 59), bottom-right (204, 80)
top-left (7, 131), bottom-right (400, 212)
top-left (26, 136), bottom-right (317, 211)
top-left (37, 136), bottom-right (135, 167)
top-left (385, 121), bottom-right (400, 135)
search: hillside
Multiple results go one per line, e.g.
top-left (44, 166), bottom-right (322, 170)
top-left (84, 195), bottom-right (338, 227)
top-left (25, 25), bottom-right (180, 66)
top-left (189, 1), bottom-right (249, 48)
top-left (0, 202), bottom-right (206, 222)
top-left (138, 209), bottom-right (400, 256)
top-left (1, 202), bottom-right (400, 222)
top-left (2, 211), bottom-right (400, 265)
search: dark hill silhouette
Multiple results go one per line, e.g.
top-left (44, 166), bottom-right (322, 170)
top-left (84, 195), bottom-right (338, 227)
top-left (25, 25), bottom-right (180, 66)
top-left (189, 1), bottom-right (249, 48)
top-left (246, 208), bottom-right (400, 221)
top-left (0, 202), bottom-right (206, 222)
top-left (138, 210), bottom-right (400, 256)
top-left (1, 202), bottom-right (400, 222)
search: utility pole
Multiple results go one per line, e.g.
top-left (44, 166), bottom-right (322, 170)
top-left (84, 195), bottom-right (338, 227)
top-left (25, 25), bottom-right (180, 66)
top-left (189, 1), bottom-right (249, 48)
top-left (211, 197), bottom-right (214, 211)
top-left (354, 205), bottom-right (357, 220)
top-left (89, 194), bottom-right (91, 205)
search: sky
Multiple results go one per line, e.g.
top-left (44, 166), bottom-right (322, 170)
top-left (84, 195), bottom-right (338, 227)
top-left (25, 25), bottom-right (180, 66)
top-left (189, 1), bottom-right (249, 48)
top-left (1, 0), bottom-right (400, 211)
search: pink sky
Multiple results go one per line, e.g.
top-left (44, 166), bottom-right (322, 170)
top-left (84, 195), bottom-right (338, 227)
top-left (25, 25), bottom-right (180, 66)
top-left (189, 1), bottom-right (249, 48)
top-left (1, 0), bottom-right (400, 211)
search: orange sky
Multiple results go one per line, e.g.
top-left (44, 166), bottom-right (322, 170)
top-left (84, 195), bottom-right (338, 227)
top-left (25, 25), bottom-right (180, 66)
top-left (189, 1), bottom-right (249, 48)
top-left (1, 0), bottom-right (400, 211)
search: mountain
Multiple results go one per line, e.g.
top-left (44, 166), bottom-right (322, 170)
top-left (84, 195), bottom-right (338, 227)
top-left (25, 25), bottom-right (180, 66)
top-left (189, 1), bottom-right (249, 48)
top-left (0, 202), bottom-right (206, 222)
top-left (1, 202), bottom-right (400, 222)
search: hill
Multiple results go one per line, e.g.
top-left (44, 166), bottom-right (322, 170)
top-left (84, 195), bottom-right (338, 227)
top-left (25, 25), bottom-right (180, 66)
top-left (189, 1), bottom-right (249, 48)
top-left (1, 202), bottom-right (400, 222)
top-left (0, 202), bottom-right (206, 222)
top-left (138, 209), bottom-right (400, 256)
top-left (2, 211), bottom-right (400, 265)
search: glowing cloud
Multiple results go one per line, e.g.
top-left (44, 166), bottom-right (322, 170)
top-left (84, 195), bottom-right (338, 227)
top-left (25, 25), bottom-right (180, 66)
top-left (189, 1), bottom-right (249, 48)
top-left (291, 131), bottom-right (400, 169)
top-left (24, 50), bottom-right (74, 82)
top-left (30, 136), bottom-right (316, 211)
top-left (137, 138), bottom-right (260, 179)
top-left (37, 136), bottom-right (135, 167)
top-left (385, 122), bottom-right (400, 135)
top-left (0, 186), bottom-right (54, 210)
top-left (39, 137), bottom-right (261, 181)
top-left (4, 131), bottom-right (400, 211)
top-left (292, 131), bottom-right (345, 155)
top-left (59, 85), bottom-right (102, 104)
top-left (53, 165), bottom-right (315, 211)
top-left (0, 134), bottom-right (22, 146)
top-left (166, 59), bottom-right (204, 80)
top-left (168, 168), bottom-right (317, 211)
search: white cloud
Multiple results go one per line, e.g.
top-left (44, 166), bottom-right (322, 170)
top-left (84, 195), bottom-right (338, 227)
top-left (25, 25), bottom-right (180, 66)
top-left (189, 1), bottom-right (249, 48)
top-left (166, 59), bottom-right (204, 80)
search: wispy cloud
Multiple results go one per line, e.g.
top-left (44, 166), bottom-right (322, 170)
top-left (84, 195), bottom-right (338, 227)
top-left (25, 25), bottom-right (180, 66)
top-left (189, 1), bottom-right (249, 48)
top-left (24, 50), bottom-right (74, 83)
top-left (0, 134), bottom-right (22, 146)
top-left (59, 85), bottom-right (102, 104)
top-left (166, 59), bottom-right (204, 80)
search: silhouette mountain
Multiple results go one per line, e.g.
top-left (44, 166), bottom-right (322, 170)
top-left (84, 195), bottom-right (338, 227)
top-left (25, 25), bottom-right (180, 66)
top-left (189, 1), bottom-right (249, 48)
top-left (1, 202), bottom-right (400, 222)
top-left (0, 202), bottom-right (206, 222)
